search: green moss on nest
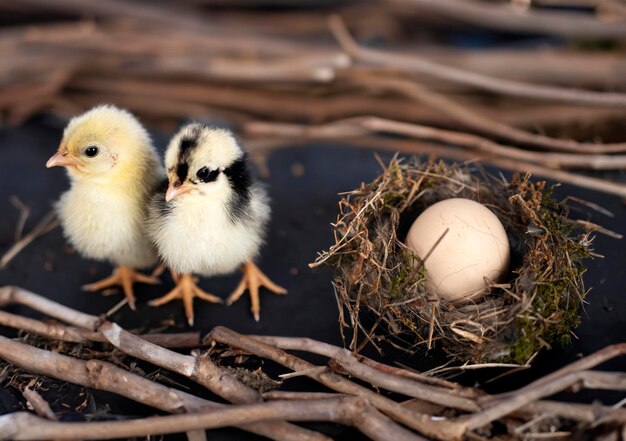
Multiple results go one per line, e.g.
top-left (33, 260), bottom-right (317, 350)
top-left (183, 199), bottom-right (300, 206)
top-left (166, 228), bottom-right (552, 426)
top-left (315, 157), bottom-right (593, 364)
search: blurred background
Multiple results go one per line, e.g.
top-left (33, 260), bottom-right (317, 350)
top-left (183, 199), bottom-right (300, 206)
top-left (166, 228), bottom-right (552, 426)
top-left (0, 0), bottom-right (625, 185)
top-left (0, 1), bottom-right (625, 438)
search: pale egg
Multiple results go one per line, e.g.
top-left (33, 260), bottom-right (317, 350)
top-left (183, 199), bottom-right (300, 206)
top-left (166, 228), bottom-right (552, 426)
top-left (405, 198), bottom-right (510, 302)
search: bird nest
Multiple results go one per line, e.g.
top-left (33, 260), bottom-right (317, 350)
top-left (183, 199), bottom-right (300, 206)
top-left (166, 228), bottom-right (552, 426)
top-left (315, 157), bottom-right (593, 364)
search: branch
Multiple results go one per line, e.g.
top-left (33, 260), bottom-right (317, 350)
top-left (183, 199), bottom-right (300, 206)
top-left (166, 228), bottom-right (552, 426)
top-left (206, 326), bottom-right (466, 440)
top-left (0, 397), bottom-right (424, 441)
top-left (465, 370), bottom-right (626, 431)
top-left (251, 335), bottom-right (479, 411)
top-left (0, 210), bottom-right (59, 269)
top-left (0, 309), bottom-right (93, 344)
top-left (244, 121), bottom-right (626, 198)
top-left (346, 73), bottom-right (626, 154)
top-left (99, 322), bottom-right (324, 441)
top-left (0, 335), bottom-right (318, 441)
top-left (21, 387), bottom-right (57, 421)
top-left (330, 15), bottom-right (626, 107)
top-left (387, 0), bottom-right (626, 39)
top-left (0, 286), bottom-right (101, 331)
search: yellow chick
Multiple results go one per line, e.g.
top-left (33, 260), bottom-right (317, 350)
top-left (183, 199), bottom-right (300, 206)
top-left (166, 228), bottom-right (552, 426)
top-left (46, 105), bottom-right (162, 309)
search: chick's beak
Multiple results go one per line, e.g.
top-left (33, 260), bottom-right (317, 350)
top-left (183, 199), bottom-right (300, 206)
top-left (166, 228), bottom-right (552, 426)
top-left (46, 151), bottom-right (78, 168)
top-left (165, 179), bottom-right (193, 202)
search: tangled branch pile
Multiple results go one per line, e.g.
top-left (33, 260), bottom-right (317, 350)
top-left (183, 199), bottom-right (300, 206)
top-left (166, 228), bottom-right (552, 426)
top-left (0, 0), bottom-right (625, 196)
top-left (315, 158), bottom-right (593, 363)
top-left (0, 285), bottom-right (624, 440)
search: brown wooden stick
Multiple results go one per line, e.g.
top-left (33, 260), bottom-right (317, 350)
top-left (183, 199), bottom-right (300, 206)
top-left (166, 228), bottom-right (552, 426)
top-left (21, 387), bottom-right (57, 421)
top-left (0, 211), bottom-right (59, 269)
top-left (0, 309), bottom-right (91, 344)
top-left (465, 370), bottom-right (626, 431)
top-left (388, 0), bottom-right (626, 39)
top-left (245, 117), bottom-right (626, 169)
top-left (481, 343), bottom-right (626, 405)
top-left (517, 400), bottom-right (626, 424)
top-left (0, 286), bottom-right (101, 331)
top-left (329, 15), bottom-right (626, 107)
top-left (262, 391), bottom-right (346, 400)
top-left (347, 73), bottom-right (626, 154)
top-left (0, 335), bottom-right (319, 441)
top-left (0, 396), bottom-right (424, 441)
top-left (244, 124), bottom-right (626, 198)
top-left (206, 326), bottom-right (466, 440)
top-left (251, 335), bottom-right (479, 410)
top-left (99, 322), bottom-right (324, 441)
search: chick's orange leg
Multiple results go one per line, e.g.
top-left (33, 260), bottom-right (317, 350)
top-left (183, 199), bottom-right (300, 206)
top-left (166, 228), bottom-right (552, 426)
top-left (82, 266), bottom-right (160, 310)
top-left (149, 273), bottom-right (222, 326)
top-left (226, 261), bottom-right (287, 322)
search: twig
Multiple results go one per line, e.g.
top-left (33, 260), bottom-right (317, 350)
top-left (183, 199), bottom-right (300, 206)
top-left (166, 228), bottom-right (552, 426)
top-left (206, 326), bottom-right (466, 440)
top-left (353, 354), bottom-right (464, 391)
top-left (244, 125), bottom-right (626, 198)
top-left (262, 391), bottom-right (346, 400)
top-left (329, 15), bottom-right (626, 107)
top-left (22, 386), bottom-right (57, 421)
top-left (9, 196), bottom-right (30, 242)
top-left (0, 286), bottom-right (101, 331)
top-left (465, 370), bottom-right (626, 431)
top-left (0, 309), bottom-right (93, 344)
top-left (251, 334), bottom-right (480, 411)
top-left (99, 322), bottom-right (323, 441)
top-left (0, 210), bottom-right (59, 269)
top-left (387, 0), bottom-right (626, 40)
top-left (516, 400), bottom-right (626, 424)
top-left (347, 73), bottom-right (626, 154)
top-left (0, 335), bottom-right (318, 441)
top-left (245, 117), bottom-right (626, 169)
top-left (0, 397), bottom-right (424, 441)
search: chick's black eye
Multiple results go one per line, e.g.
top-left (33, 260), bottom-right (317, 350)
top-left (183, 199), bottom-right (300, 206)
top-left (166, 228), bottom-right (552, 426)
top-left (84, 146), bottom-right (99, 158)
top-left (196, 166), bottom-right (219, 183)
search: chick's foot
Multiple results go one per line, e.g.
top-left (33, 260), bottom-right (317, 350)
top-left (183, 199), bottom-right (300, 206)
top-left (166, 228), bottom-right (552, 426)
top-left (149, 273), bottom-right (222, 326)
top-left (82, 266), bottom-right (160, 310)
top-left (226, 261), bottom-right (287, 322)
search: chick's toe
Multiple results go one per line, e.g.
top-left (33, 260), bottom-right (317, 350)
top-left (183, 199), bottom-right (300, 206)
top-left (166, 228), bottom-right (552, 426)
top-left (226, 260), bottom-right (287, 322)
top-left (83, 265), bottom-right (160, 310)
top-left (149, 272), bottom-right (223, 326)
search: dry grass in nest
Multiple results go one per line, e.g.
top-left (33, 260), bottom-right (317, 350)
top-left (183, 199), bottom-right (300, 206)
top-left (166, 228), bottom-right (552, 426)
top-left (314, 156), bottom-right (593, 364)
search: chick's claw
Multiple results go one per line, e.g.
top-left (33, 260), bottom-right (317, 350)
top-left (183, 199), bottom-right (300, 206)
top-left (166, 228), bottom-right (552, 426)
top-left (82, 265), bottom-right (161, 310)
top-left (226, 261), bottom-right (287, 322)
top-left (149, 273), bottom-right (223, 326)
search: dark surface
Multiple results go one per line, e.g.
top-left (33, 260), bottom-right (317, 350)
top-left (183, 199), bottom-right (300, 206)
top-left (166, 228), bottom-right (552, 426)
top-left (0, 117), bottom-right (625, 439)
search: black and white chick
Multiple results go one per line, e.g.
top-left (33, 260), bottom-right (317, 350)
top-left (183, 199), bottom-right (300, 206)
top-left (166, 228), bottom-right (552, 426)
top-left (147, 123), bottom-right (287, 325)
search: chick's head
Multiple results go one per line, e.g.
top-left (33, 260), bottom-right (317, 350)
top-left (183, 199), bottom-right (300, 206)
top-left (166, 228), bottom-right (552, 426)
top-left (47, 105), bottom-right (155, 184)
top-left (164, 123), bottom-right (245, 202)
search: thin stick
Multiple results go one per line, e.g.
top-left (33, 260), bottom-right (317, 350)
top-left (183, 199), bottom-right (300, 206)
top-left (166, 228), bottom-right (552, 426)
top-left (244, 126), bottom-right (626, 198)
top-left (0, 286), bottom-right (101, 331)
top-left (388, 0), bottom-right (626, 39)
top-left (248, 116), bottom-right (626, 170)
top-left (0, 397), bottom-right (424, 441)
top-left (347, 73), bottom-right (626, 154)
top-left (99, 322), bottom-right (324, 441)
top-left (22, 387), bottom-right (57, 421)
top-left (251, 333), bottom-right (479, 411)
top-left (0, 335), bottom-right (318, 441)
top-left (465, 370), bottom-right (626, 431)
top-left (0, 210), bottom-right (59, 269)
top-left (262, 391), bottom-right (346, 401)
top-left (9, 196), bottom-right (30, 242)
top-left (207, 326), bottom-right (466, 440)
top-left (481, 343), bottom-right (626, 405)
top-left (0, 309), bottom-right (92, 344)
top-left (329, 15), bottom-right (626, 107)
